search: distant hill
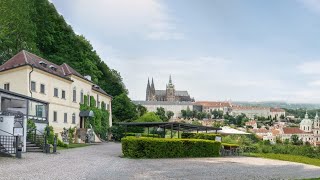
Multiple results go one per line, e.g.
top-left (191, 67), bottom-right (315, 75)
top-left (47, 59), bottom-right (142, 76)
top-left (233, 101), bottom-right (320, 110)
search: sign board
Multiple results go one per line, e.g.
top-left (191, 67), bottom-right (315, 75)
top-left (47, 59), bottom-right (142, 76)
top-left (13, 127), bottom-right (24, 136)
top-left (215, 136), bottom-right (222, 142)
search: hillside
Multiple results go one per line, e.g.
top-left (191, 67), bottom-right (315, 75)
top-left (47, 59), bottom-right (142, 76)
top-left (0, 0), bottom-right (135, 121)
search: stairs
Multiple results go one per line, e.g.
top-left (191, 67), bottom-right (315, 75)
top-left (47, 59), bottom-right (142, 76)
top-left (26, 141), bottom-right (43, 153)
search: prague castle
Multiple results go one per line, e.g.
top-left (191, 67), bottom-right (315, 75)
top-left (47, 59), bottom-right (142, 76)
top-left (145, 75), bottom-right (194, 102)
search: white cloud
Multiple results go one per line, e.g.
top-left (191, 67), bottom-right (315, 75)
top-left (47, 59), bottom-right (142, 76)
top-left (298, 61), bottom-right (320, 74)
top-left (62, 0), bottom-right (183, 40)
top-left (298, 0), bottom-right (320, 13)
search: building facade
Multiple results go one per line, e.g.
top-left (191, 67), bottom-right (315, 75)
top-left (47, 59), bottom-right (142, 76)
top-left (146, 76), bottom-right (194, 102)
top-left (133, 101), bottom-right (194, 119)
top-left (0, 50), bottom-right (112, 136)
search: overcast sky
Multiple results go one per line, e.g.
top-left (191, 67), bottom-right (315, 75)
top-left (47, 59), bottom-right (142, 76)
top-left (51, 0), bottom-right (320, 103)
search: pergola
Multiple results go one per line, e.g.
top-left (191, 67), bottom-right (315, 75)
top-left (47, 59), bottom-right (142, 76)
top-left (117, 122), bottom-right (222, 138)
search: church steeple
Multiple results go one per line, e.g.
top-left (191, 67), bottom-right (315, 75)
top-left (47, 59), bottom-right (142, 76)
top-left (146, 78), bottom-right (151, 101)
top-left (169, 74), bottom-right (172, 84)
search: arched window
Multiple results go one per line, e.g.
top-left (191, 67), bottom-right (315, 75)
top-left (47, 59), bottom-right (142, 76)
top-left (80, 90), bottom-right (84, 104)
top-left (72, 113), bottom-right (76, 124)
top-left (73, 87), bottom-right (76, 102)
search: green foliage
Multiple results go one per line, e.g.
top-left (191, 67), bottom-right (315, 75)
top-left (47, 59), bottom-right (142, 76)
top-left (0, 0), bottom-right (132, 122)
top-left (112, 93), bottom-right (138, 122)
top-left (166, 111), bottom-right (174, 120)
top-left (221, 143), bottom-right (240, 148)
top-left (109, 125), bottom-right (125, 141)
top-left (156, 107), bottom-right (168, 122)
top-left (27, 119), bottom-right (36, 136)
top-left (212, 110), bottom-right (223, 119)
top-left (181, 133), bottom-right (218, 141)
top-left (80, 95), bottom-right (110, 140)
top-left (122, 137), bottom-right (221, 158)
top-left (135, 112), bottom-right (162, 122)
top-left (249, 153), bottom-right (320, 167)
top-left (45, 126), bottom-right (55, 145)
top-left (68, 127), bottom-right (76, 144)
top-left (291, 135), bottom-right (303, 145)
top-left (136, 104), bottom-right (147, 117)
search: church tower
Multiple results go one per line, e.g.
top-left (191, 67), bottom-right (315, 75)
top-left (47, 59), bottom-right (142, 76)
top-left (146, 78), bottom-right (151, 101)
top-left (166, 75), bottom-right (175, 101)
top-left (315, 112), bottom-right (319, 129)
top-left (150, 78), bottom-right (156, 101)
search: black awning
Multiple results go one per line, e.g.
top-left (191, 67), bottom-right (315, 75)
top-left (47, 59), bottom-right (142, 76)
top-left (79, 110), bottom-right (94, 117)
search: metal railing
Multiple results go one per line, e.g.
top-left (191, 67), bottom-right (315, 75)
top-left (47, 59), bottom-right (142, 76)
top-left (0, 135), bottom-right (15, 154)
top-left (27, 129), bottom-right (45, 148)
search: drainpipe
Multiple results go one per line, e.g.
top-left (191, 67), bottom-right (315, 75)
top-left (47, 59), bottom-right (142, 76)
top-left (29, 65), bottom-right (34, 98)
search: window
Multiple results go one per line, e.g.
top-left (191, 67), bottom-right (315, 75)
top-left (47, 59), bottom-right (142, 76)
top-left (62, 90), bottom-right (66, 99)
top-left (107, 104), bottom-right (110, 111)
top-left (73, 87), bottom-right (76, 102)
top-left (53, 111), bottom-right (57, 122)
top-left (40, 84), bottom-right (45, 94)
top-left (31, 81), bottom-right (36, 92)
top-left (80, 90), bottom-right (84, 104)
top-left (72, 113), bottom-right (76, 124)
top-left (4, 83), bottom-right (9, 91)
top-left (54, 88), bottom-right (58, 97)
top-left (87, 93), bottom-right (90, 105)
top-left (36, 105), bottom-right (43, 117)
top-left (64, 113), bottom-right (67, 123)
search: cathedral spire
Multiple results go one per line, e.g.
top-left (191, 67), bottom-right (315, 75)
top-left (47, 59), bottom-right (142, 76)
top-left (169, 74), bottom-right (172, 84)
top-left (146, 78), bottom-right (151, 101)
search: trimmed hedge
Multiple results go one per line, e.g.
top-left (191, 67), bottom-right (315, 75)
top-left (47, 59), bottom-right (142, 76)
top-left (181, 133), bottom-right (219, 140)
top-left (122, 137), bottom-right (221, 158)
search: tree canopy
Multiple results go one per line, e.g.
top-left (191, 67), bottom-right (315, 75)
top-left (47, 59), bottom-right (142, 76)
top-left (0, 0), bottom-right (137, 122)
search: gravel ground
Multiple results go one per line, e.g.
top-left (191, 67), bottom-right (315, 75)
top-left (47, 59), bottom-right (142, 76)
top-left (1, 143), bottom-right (320, 180)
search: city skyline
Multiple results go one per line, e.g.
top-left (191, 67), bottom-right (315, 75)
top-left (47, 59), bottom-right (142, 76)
top-left (51, 0), bottom-right (320, 103)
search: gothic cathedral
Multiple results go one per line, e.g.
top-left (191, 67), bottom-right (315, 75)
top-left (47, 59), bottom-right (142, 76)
top-left (146, 75), bottom-right (194, 102)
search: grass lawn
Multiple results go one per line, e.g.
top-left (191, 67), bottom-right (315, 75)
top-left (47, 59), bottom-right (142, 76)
top-left (57, 143), bottom-right (90, 150)
top-left (247, 153), bottom-right (320, 167)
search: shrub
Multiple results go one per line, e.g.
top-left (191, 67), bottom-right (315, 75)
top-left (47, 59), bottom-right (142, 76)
top-left (181, 133), bottom-right (219, 141)
top-left (222, 143), bottom-right (239, 148)
top-left (122, 137), bottom-right (221, 158)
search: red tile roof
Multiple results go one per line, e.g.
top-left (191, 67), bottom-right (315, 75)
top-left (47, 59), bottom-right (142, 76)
top-left (194, 101), bottom-right (232, 107)
top-left (0, 50), bottom-right (112, 98)
top-left (253, 128), bottom-right (269, 133)
top-left (282, 127), bottom-right (306, 134)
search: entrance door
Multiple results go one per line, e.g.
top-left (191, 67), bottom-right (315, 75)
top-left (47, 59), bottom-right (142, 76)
top-left (80, 117), bottom-right (84, 128)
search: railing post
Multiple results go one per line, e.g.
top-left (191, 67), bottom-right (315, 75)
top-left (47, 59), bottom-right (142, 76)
top-left (34, 129), bottom-right (36, 143)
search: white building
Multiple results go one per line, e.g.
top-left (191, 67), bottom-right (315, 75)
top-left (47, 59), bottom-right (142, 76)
top-left (0, 51), bottom-right (112, 140)
top-left (133, 101), bottom-right (193, 119)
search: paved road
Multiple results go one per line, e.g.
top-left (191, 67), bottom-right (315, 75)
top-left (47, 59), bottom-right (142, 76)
top-left (1, 143), bottom-right (320, 180)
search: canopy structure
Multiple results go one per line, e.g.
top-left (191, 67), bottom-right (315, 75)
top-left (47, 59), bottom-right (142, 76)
top-left (117, 122), bottom-right (222, 138)
top-left (215, 126), bottom-right (251, 135)
top-left (79, 110), bottom-right (94, 117)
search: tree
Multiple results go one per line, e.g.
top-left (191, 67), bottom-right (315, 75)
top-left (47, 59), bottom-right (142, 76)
top-left (166, 111), bottom-right (174, 120)
top-left (212, 110), bottom-right (223, 119)
top-left (112, 93), bottom-right (137, 122)
top-left (280, 114), bottom-right (285, 119)
top-left (136, 104), bottom-right (147, 117)
top-left (156, 107), bottom-right (168, 122)
top-left (135, 112), bottom-right (162, 122)
top-left (181, 110), bottom-right (187, 119)
top-left (291, 135), bottom-right (300, 145)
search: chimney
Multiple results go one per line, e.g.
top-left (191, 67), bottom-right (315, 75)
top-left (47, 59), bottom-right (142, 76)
top-left (84, 75), bottom-right (91, 81)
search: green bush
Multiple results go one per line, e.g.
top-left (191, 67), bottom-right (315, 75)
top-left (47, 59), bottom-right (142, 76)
top-left (181, 133), bottom-right (219, 140)
top-left (122, 137), bottom-right (221, 158)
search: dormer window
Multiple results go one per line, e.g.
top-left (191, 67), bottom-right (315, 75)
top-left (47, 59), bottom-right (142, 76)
top-left (49, 65), bottom-right (57, 71)
top-left (39, 61), bottom-right (47, 68)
